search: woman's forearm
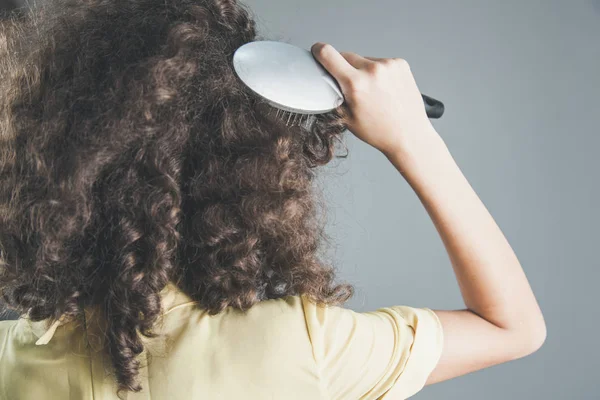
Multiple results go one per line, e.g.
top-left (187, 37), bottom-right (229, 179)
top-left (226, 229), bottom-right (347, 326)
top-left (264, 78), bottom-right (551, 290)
top-left (384, 132), bottom-right (546, 342)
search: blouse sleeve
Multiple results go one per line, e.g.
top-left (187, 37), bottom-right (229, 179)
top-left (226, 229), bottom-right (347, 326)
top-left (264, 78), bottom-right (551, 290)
top-left (301, 296), bottom-right (444, 400)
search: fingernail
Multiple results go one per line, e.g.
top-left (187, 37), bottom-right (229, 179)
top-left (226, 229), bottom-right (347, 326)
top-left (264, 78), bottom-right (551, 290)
top-left (312, 42), bottom-right (326, 54)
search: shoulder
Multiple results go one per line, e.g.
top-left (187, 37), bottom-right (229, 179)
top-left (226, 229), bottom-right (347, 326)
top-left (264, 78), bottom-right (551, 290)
top-left (163, 294), bottom-right (312, 344)
top-left (209, 295), bottom-right (315, 354)
top-left (220, 294), bottom-right (308, 331)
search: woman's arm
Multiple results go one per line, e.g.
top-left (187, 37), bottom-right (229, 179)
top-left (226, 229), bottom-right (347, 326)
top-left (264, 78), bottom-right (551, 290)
top-left (310, 42), bottom-right (547, 385)
top-left (383, 134), bottom-right (546, 384)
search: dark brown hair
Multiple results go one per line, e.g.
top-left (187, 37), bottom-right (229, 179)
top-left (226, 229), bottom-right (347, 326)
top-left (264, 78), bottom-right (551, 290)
top-left (0, 0), bottom-right (353, 396)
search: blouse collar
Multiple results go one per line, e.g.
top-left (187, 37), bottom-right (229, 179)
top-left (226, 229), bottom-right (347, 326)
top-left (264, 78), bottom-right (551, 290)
top-left (25, 281), bottom-right (197, 346)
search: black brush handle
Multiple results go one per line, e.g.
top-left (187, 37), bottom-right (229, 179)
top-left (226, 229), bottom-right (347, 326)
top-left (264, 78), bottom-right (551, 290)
top-left (422, 94), bottom-right (444, 119)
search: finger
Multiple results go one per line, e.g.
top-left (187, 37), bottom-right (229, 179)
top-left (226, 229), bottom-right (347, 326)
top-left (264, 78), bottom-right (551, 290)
top-left (311, 42), bottom-right (359, 83)
top-left (339, 51), bottom-right (373, 69)
top-left (364, 56), bottom-right (387, 62)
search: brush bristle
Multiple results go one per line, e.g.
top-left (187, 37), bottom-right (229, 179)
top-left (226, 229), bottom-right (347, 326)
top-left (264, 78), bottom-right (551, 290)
top-left (271, 108), bottom-right (317, 130)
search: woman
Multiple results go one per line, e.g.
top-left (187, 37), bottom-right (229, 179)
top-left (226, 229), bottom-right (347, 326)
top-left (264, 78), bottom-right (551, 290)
top-left (0, 0), bottom-right (546, 399)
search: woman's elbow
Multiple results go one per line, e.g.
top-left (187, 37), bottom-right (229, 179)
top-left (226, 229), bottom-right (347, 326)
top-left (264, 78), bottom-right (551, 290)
top-left (528, 321), bottom-right (547, 354)
top-left (514, 318), bottom-right (547, 358)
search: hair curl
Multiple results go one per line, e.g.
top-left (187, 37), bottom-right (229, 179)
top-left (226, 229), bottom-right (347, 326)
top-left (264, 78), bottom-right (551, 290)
top-left (0, 0), bottom-right (353, 396)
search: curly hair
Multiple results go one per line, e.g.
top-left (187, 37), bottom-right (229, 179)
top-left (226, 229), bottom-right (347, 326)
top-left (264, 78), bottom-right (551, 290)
top-left (0, 0), bottom-right (353, 396)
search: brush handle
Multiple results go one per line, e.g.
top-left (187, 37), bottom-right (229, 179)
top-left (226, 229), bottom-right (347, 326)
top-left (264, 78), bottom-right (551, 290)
top-left (422, 94), bottom-right (444, 119)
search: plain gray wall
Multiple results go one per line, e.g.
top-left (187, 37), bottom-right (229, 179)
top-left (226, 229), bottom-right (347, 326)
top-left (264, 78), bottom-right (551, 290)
top-left (245, 0), bottom-right (600, 399)
top-left (1, 0), bottom-right (598, 398)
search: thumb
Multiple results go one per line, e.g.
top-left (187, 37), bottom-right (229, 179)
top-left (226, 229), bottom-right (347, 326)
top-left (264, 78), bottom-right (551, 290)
top-left (311, 42), bottom-right (358, 86)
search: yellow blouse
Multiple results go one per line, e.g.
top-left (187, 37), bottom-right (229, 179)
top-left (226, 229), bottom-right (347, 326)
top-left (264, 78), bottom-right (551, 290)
top-left (0, 281), bottom-right (443, 399)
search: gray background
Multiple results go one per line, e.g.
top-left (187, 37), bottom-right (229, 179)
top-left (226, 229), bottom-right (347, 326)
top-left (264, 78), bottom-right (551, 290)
top-left (1, 0), bottom-right (599, 399)
top-left (245, 0), bottom-right (600, 399)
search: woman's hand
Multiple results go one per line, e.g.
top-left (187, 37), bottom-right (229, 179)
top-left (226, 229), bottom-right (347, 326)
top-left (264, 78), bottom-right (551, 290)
top-left (311, 42), bottom-right (442, 163)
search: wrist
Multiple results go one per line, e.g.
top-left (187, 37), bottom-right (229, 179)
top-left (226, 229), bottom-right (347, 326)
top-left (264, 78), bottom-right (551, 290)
top-left (386, 138), bottom-right (465, 204)
top-left (382, 128), bottom-right (453, 178)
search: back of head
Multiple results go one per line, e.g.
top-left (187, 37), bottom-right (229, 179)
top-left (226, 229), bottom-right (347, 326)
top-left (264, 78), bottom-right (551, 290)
top-left (0, 0), bottom-right (352, 396)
